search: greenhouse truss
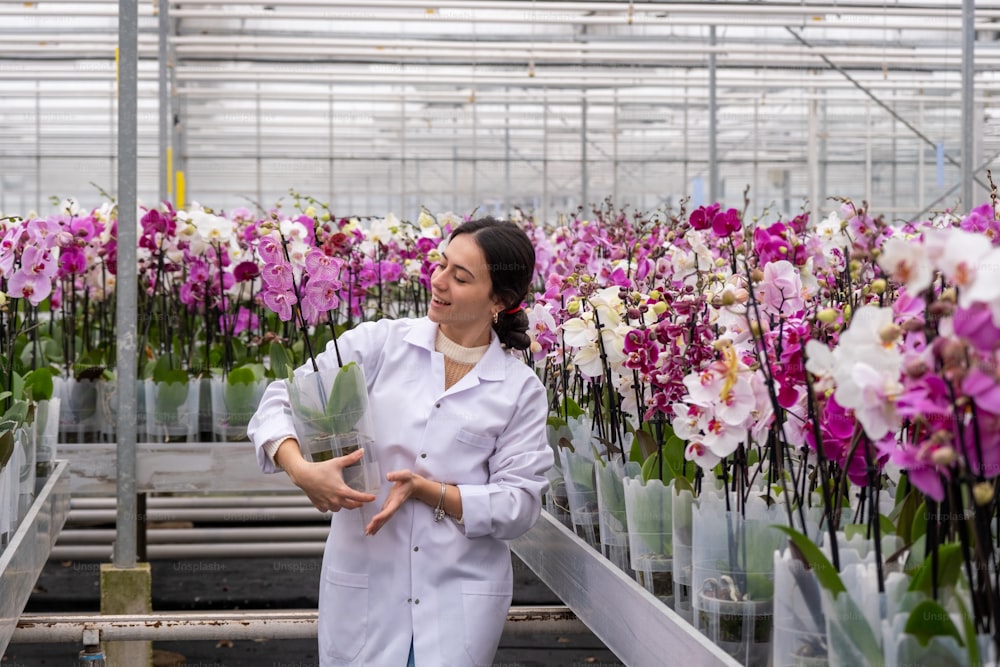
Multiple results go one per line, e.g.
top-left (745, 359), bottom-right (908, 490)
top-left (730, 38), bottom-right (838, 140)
top-left (0, 0), bottom-right (998, 221)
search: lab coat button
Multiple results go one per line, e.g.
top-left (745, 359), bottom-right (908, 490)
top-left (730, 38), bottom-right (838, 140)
top-left (413, 546), bottom-right (419, 552)
top-left (420, 453), bottom-right (427, 458)
top-left (407, 598), bottom-right (412, 603)
top-left (414, 599), bottom-right (420, 604)
top-left (435, 402), bottom-right (441, 408)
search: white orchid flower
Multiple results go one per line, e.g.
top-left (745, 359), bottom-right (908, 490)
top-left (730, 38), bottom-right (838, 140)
top-left (190, 209), bottom-right (233, 244)
top-left (878, 236), bottom-right (934, 296)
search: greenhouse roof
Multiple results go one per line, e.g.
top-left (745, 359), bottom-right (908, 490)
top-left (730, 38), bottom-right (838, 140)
top-left (1, 0), bottom-right (998, 220)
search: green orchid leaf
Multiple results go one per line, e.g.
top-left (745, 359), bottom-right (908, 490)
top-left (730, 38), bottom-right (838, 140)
top-left (23, 367), bottom-right (55, 401)
top-left (825, 587), bottom-right (884, 664)
top-left (634, 428), bottom-right (658, 460)
top-left (227, 367), bottom-right (257, 386)
top-left (954, 593), bottom-right (981, 667)
top-left (154, 380), bottom-right (190, 415)
top-left (772, 525), bottom-right (846, 597)
top-left (269, 341), bottom-right (292, 380)
top-left (904, 599), bottom-right (963, 647)
top-left (546, 415), bottom-right (567, 430)
top-left (0, 428), bottom-right (15, 467)
top-left (561, 396), bottom-right (584, 419)
top-left (893, 488), bottom-right (922, 545)
top-left (911, 500), bottom-right (927, 545)
top-left (908, 542), bottom-right (963, 596)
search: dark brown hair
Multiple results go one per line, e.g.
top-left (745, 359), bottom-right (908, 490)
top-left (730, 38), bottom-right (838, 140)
top-left (448, 217), bottom-right (535, 350)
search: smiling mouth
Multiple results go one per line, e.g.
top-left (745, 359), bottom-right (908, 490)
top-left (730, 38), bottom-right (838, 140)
top-left (432, 296), bottom-right (451, 306)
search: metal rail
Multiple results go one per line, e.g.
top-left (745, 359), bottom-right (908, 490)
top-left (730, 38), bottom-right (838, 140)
top-left (11, 607), bottom-right (585, 643)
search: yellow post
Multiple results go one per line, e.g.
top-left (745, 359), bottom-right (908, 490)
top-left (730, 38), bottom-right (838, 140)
top-left (175, 170), bottom-right (185, 210)
top-left (166, 147), bottom-right (173, 197)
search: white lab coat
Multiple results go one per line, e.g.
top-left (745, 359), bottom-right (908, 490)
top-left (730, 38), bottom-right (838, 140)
top-left (248, 317), bottom-right (554, 667)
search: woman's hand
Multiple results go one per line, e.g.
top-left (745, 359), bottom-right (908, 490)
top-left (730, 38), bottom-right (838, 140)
top-left (284, 447), bottom-right (377, 513)
top-left (364, 469), bottom-right (422, 536)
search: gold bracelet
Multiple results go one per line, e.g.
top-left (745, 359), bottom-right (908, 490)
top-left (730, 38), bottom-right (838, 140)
top-left (433, 482), bottom-right (447, 522)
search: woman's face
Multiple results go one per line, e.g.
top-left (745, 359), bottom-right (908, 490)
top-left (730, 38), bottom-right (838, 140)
top-left (429, 233), bottom-right (502, 346)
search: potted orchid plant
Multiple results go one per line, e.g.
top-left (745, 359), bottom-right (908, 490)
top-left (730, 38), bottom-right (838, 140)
top-left (256, 209), bottom-right (380, 494)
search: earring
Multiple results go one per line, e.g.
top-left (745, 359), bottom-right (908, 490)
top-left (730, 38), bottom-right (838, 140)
top-left (492, 311), bottom-right (499, 324)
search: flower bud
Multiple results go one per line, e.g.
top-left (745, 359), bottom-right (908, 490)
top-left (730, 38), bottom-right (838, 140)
top-left (817, 308), bottom-right (838, 324)
top-left (871, 278), bottom-right (887, 295)
top-left (0, 291), bottom-right (6, 307)
top-left (715, 257), bottom-right (727, 268)
top-left (304, 206), bottom-right (317, 219)
top-left (904, 359), bottom-right (928, 378)
top-left (750, 269), bottom-right (764, 282)
top-left (567, 300), bottom-right (581, 315)
top-left (320, 212), bottom-right (331, 222)
top-left (649, 290), bottom-right (661, 300)
top-left (973, 481), bottom-right (995, 506)
top-left (627, 308), bottom-right (642, 320)
top-left (652, 302), bottom-right (668, 315)
top-left (930, 445), bottom-right (957, 467)
top-left (720, 291), bottom-right (736, 307)
top-left (901, 318), bottom-right (924, 333)
top-left (878, 323), bottom-right (902, 345)
top-left (529, 340), bottom-right (542, 354)
top-left (940, 287), bottom-right (957, 304)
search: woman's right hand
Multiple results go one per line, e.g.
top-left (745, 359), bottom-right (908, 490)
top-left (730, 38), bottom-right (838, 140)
top-left (274, 440), bottom-right (376, 512)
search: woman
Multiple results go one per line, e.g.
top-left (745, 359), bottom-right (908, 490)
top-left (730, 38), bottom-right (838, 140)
top-left (248, 217), bottom-right (554, 667)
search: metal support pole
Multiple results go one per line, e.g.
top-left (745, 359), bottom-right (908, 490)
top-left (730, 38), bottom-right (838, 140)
top-left (400, 93), bottom-right (407, 215)
top-left (808, 88), bottom-right (819, 223)
top-left (504, 89), bottom-right (511, 215)
top-left (708, 25), bottom-right (718, 203)
top-left (752, 98), bottom-right (758, 211)
top-left (962, 0), bottom-right (975, 209)
top-left (542, 90), bottom-right (549, 224)
top-left (612, 89), bottom-right (618, 206)
top-left (329, 85), bottom-right (334, 206)
top-left (115, 0), bottom-right (138, 570)
top-left (866, 101), bottom-right (873, 206)
top-left (256, 82), bottom-right (262, 206)
top-left (157, 0), bottom-right (170, 204)
top-left (472, 98), bottom-right (478, 209)
top-left (34, 82), bottom-right (40, 213)
top-left (918, 95), bottom-right (925, 212)
top-left (581, 93), bottom-right (588, 211)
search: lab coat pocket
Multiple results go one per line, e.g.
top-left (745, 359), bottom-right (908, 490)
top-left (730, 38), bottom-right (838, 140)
top-left (319, 567), bottom-right (369, 661)
top-left (455, 429), bottom-right (497, 450)
top-left (460, 579), bottom-right (511, 666)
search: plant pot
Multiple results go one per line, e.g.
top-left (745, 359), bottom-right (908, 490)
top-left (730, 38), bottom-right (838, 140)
top-left (144, 378), bottom-right (201, 443)
top-left (54, 376), bottom-right (101, 443)
top-left (558, 448), bottom-right (600, 549)
top-left (672, 483), bottom-right (695, 622)
top-left (33, 398), bottom-right (60, 477)
top-left (287, 363), bottom-right (381, 494)
top-left (623, 476), bottom-right (674, 607)
top-left (210, 375), bottom-right (268, 442)
top-left (595, 458), bottom-right (640, 573)
top-left (696, 592), bottom-right (773, 666)
top-left (773, 547), bottom-right (828, 667)
top-left (16, 421), bottom-right (36, 523)
top-left (0, 461), bottom-right (13, 549)
top-left (544, 468), bottom-right (572, 528)
top-left (97, 377), bottom-right (145, 443)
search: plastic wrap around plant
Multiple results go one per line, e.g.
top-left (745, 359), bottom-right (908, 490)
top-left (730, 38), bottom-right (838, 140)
top-left (286, 362), bottom-right (381, 494)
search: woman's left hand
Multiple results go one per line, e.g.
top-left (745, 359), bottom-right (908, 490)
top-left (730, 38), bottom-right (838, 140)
top-left (365, 469), bottom-right (422, 536)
